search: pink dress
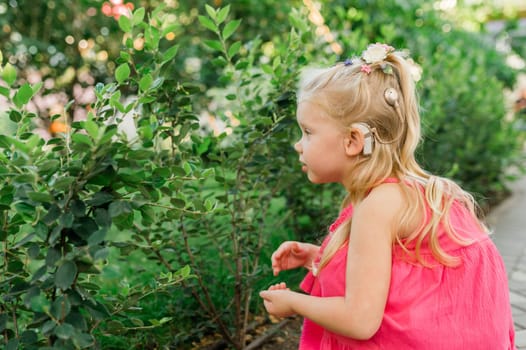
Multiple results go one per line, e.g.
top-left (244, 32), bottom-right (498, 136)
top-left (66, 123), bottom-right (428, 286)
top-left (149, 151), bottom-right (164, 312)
top-left (299, 181), bottom-right (516, 349)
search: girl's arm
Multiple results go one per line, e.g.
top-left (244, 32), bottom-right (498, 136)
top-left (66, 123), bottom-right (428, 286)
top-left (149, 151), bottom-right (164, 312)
top-left (261, 184), bottom-right (401, 340)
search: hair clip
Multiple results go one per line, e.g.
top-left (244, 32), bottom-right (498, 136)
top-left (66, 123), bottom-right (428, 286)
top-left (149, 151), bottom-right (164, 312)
top-left (343, 58), bottom-right (353, 66)
top-left (384, 88), bottom-right (399, 107)
top-left (360, 64), bottom-right (372, 74)
top-left (381, 63), bottom-right (393, 75)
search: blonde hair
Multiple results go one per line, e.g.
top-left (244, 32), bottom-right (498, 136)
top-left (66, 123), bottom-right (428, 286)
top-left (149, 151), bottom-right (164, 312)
top-left (297, 51), bottom-right (488, 269)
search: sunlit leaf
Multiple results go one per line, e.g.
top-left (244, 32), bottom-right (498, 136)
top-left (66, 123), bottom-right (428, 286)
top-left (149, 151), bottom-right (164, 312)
top-left (118, 15), bottom-right (132, 33)
top-left (2, 63), bottom-right (16, 86)
top-left (162, 45), bottom-right (179, 62)
top-left (204, 40), bottom-right (223, 52)
top-left (228, 41), bottom-right (242, 58)
top-left (132, 7), bottom-right (145, 25)
top-left (13, 83), bottom-right (34, 108)
top-left (222, 19), bottom-right (241, 40)
top-left (0, 85), bottom-right (9, 97)
top-left (72, 133), bottom-right (93, 147)
top-left (216, 5), bottom-right (230, 24)
top-left (205, 4), bottom-right (216, 20)
top-left (115, 63), bottom-right (130, 84)
top-left (83, 119), bottom-right (99, 140)
top-left (139, 73), bottom-right (153, 91)
top-left (198, 16), bottom-right (217, 32)
top-left (31, 81), bottom-right (43, 96)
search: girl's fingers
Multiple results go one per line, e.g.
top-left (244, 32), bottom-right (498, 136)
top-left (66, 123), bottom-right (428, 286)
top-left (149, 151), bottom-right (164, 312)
top-left (268, 282), bottom-right (287, 291)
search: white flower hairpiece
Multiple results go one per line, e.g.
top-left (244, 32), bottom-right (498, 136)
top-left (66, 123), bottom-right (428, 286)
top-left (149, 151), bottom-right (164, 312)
top-left (341, 43), bottom-right (397, 75)
top-left (362, 43), bottom-right (395, 64)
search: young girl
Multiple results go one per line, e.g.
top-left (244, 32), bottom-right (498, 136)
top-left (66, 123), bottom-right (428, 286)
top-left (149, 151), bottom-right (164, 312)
top-left (259, 43), bottom-right (516, 349)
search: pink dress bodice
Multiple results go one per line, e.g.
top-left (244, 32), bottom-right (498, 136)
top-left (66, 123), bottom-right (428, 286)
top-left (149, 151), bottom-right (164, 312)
top-left (298, 179), bottom-right (516, 349)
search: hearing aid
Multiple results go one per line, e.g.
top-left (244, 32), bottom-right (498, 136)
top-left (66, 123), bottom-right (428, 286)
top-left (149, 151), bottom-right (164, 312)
top-left (351, 122), bottom-right (374, 156)
top-left (384, 87), bottom-right (399, 107)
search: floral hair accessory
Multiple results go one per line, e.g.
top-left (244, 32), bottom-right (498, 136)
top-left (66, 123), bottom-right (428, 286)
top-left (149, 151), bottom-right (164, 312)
top-left (361, 43), bottom-right (395, 64)
top-left (360, 65), bottom-right (372, 74)
top-left (380, 63), bottom-right (393, 75)
top-left (343, 58), bottom-right (353, 66)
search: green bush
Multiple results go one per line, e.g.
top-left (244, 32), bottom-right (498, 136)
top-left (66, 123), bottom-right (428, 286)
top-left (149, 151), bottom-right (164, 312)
top-left (0, 1), bottom-right (524, 349)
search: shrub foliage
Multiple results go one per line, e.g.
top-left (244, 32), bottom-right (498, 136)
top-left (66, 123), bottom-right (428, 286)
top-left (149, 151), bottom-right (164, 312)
top-left (0, 1), bottom-right (523, 349)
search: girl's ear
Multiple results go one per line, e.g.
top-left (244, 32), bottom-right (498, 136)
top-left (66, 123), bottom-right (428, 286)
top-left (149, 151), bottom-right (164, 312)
top-left (344, 123), bottom-right (373, 156)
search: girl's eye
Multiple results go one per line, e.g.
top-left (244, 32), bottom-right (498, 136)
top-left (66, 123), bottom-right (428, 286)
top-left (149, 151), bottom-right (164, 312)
top-left (303, 128), bottom-right (312, 135)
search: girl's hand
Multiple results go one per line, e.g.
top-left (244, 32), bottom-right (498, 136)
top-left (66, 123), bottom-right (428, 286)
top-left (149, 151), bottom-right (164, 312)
top-left (259, 283), bottom-right (296, 318)
top-left (271, 241), bottom-right (319, 276)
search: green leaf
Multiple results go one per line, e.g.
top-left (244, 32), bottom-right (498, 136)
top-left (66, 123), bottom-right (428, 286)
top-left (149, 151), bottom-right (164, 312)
top-left (6, 339), bottom-right (19, 350)
top-left (30, 293), bottom-right (50, 313)
top-left (162, 45), bottom-right (179, 62)
top-left (32, 81), bottom-right (43, 96)
top-left (205, 4), bottom-right (216, 20)
top-left (84, 119), bottom-right (99, 140)
top-left (235, 60), bottom-right (249, 70)
top-left (13, 83), bottom-right (34, 108)
top-left (88, 228), bottom-right (107, 246)
top-left (139, 73), bottom-right (153, 91)
top-left (2, 63), bottom-right (17, 86)
top-left (72, 333), bottom-right (94, 348)
top-left (59, 212), bottom-right (74, 228)
top-left (118, 15), bottom-right (132, 32)
top-left (204, 40), bottom-right (223, 52)
top-left (43, 205), bottom-right (61, 225)
top-left (71, 133), bottom-right (93, 146)
top-left (20, 330), bottom-right (38, 345)
top-left (216, 5), bottom-right (230, 24)
top-left (51, 295), bottom-right (71, 321)
top-left (108, 201), bottom-right (132, 218)
top-left (0, 85), bottom-right (9, 97)
top-left (222, 19), bottom-right (241, 40)
top-left (9, 110), bottom-right (22, 122)
top-left (198, 15), bottom-right (218, 32)
top-left (55, 260), bottom-right (77, 290)
top-left (170, 198), bottom-right (186, 208)
top-left (115, 63), bottom-right (131, 84)
top-left (87, 192), bottom-right (114, 206)
top-left (53, 176), bottom-right (76, 191)
top-left (228, 41), bottom-right (242, 59)
top-left (27, 191), bottom-right (53, 203)
top-left (54, 323), bottom-right (75, 340)
top-left (106, 320), bottom-right (125, 333)
top-left (132, 7), bottom-right (145, 25)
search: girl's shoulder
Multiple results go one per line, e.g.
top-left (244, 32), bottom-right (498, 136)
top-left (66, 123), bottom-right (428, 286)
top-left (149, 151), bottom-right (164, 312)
top-left (359, 181), bottom-right (423, 240)
top-left (355, 183), bottom-right (406, 224)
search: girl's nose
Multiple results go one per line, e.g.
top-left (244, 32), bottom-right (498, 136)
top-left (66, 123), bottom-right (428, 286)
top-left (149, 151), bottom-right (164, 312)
top-left (294, 140), bottom-right (301, 153)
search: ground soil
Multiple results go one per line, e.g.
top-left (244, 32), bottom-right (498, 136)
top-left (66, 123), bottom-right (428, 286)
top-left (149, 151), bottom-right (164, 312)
top-left (257, 316), bottom-right (302, 350)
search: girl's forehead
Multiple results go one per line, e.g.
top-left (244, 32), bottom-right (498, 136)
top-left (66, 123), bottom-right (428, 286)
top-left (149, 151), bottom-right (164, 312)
top-left (296, 102), bottom-right (344, 128)
top-left (297, 100), bottom-right (325, 118)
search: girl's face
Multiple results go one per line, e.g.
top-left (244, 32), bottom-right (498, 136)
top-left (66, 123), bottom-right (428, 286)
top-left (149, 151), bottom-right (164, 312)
top-left (294, 101), bottom-right (351, 184)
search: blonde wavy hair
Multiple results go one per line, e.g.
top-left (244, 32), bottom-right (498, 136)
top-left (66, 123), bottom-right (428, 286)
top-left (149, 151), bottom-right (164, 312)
top-left (297, 49), bottom-right (488, 269)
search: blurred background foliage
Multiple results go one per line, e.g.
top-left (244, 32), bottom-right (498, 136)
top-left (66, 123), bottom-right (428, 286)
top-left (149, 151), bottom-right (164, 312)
top-left (1, 0), bottom-right (525, 349)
